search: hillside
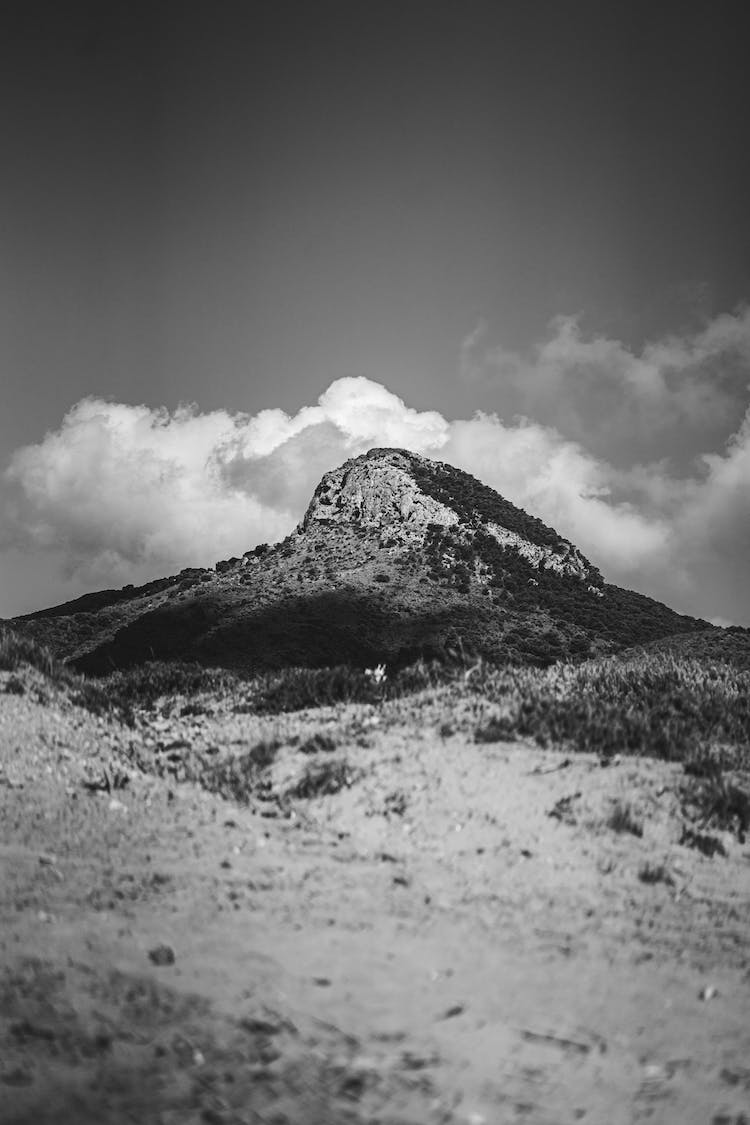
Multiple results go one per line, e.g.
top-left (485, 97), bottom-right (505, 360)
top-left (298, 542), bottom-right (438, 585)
top-left (630, 626), bottom-right (750, 671)
top-left (11, 448), bottom-right (711, 675)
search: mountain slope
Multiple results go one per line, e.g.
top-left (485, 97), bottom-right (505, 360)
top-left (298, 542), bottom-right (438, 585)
top-left (12, 448), bottom-right (711, 673)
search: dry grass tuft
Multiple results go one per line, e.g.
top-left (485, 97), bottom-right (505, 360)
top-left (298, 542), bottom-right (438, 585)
top-left (638, 862), bottom-right (675, 887)
top-left (606, 800), bottom-right (644, 838)
top-left (473, 654), bottom-right (750, 765)
top-left (1, 627), bottom-right (65, 681)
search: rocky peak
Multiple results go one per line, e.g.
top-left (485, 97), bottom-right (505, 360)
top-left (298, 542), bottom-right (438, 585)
top-left (300, 447), bottom-right (600, 585)
top-left (301, 448), bottom-right (458, 536)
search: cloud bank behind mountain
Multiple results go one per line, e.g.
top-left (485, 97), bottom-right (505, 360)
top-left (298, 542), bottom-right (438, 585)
top-left (3, 310), bottom-right (750, 625)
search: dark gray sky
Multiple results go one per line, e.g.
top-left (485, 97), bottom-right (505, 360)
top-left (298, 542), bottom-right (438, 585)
top-left (2, 1), bottom-right (749, 622)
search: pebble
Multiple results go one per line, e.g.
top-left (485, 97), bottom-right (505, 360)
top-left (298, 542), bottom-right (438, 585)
top-left (439, 1004), bottom-right (466, 1020)
top-left (148, 944), bottom-right (176, 966)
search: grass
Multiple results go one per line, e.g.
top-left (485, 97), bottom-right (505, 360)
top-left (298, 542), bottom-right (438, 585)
top-left (606, 800), bottom-right (644, 838)
top-left (5, 620), bottom-right (750, 845)
top-left (679, 828), bottom-right (727, 858)
top-left (4, 624), bottom-right (750, 779)
top-left (638, 862), bottom-right (675, 887)
top-left (100, 661), bottom-right (241, 708)
top-left (1, 625), bottom-right (114, 714)
top-left (1, 627), bottom-right (66, 681)
top-left (198, 740), bottom-right (281, 804)
top-left (681, 767), bottom-right (750, 842)
top-left (287, 760), bottom-right (358, 799)
top-left (2, 626), bottom-right (449, 716)
top-left (298, 732), bottom-right (338, 754)
top-left (236, 658), bottom-right (462, 715)
top-left (473, 654), bottom-right (750, 765)
top-left (150, 739), bottom-right (356, 807)
top-left (0, 628), bottom-right (234, 722)
top-left (242, 665), bottom-right (384, 713)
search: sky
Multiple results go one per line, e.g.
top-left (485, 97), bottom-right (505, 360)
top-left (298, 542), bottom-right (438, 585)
top-left (1, 0), bottom-right (749, 625)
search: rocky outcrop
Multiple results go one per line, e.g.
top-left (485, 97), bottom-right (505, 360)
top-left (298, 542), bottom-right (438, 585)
top-left (301, 449), bottom-right (458, 538)
top-left (485, 522), bottom-right (592, 581)
top-left (301, 448), bottom-right (600, 585)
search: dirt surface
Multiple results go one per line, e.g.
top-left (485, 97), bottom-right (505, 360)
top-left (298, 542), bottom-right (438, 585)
top-left (1, 669), bottom-right (750, 1124)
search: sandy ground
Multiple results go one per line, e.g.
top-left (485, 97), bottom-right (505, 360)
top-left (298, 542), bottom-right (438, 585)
top-left (1, 669), bottom-right (749, 1124)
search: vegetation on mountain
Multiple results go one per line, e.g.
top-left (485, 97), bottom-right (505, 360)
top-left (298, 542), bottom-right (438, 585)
top-left (633, 626), bottom-right (750, 671)
top-left (17, 568), bottom-right (213, 621)
top-left (8, 447), bottom-right (717, 677)
top-left (408, 452), bottom-right (573, 552)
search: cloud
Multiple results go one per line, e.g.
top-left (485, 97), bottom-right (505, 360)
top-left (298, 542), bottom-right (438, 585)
top-left (1, 398), bottom-right (288, 587)
top-left (461, 306), bottom-right (750, 469)
top-left (444, 400), bottom-right (750, 624)
top-left (442, 415), bottom-right (673, 578)
top-left (0, 378), bottom-right (449, 591)
top-left (219, 377), bottom-right (448, 512)
top-left (2, 327), bottom-right (750, 624)
top-left (668, 411), bottom-right (750, 621)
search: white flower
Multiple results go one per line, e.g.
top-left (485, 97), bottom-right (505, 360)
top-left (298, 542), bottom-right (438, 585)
top-left (365, 663), bottom-right (388, 684)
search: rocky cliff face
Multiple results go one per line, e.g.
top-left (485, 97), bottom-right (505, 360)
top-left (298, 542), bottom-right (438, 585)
top-left (484, 523), bottom-right (591, 580)
top-left (301, 447), bottom-right (596, 583)
top-left (301, 448), bottom-right (458, 539)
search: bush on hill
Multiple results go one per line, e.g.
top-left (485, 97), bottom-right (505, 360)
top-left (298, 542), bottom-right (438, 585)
top-left (6, 620), bottom-right (749, 778)
top-left (474, 654), bottom-right (750, 765)
top-left (0, 627), bottom-right (63, 681)
top-left (410, 457), bottom-right (565, 551)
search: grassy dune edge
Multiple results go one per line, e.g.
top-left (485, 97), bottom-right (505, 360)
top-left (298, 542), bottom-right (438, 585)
top-left (3, 624), bottom-right (749, 768)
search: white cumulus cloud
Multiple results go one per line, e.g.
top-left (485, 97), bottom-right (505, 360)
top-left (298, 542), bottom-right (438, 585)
top-left (1, 378), bottom-right (449, 591)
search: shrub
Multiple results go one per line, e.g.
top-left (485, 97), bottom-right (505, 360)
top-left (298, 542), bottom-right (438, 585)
top-left (606, 800), bottom-right (644, 837)
top-left (199, 740), bottom-right (281, 804)
top-left (248, 665), bottom-right (381, 713)
top-left (0, 627), bottom-right (62, 681)
top-left (215, 558), bottom-right (240, 574)
top-left (287, 760), bottom-right (357, 799)
top-left (474, 654), bottom-right (750, 764)
top-left (299, 732), bottom-right (338, 754)
top-left (682, 766), bottom-right (750, 842)
top-left (0, 625), bottom-right (119, 718)
top-left (638, 862), bottom-right (674, 886)
top-left (679, 828), bottom-right (727, 858)
top-left (235, 654), bottom-right (474, 716)
top-left (100, 661), bottom-right (241, 709)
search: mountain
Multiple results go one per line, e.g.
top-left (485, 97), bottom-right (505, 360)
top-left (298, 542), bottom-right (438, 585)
top-left (11, 447), bottom-right (711, 674)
